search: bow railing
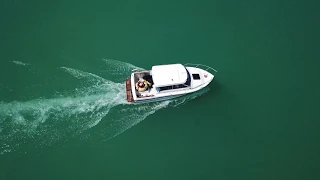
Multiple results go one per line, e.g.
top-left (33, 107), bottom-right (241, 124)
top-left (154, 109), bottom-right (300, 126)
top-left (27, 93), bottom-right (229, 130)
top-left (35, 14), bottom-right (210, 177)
top-left (184, 63), bottom-right (217, 74)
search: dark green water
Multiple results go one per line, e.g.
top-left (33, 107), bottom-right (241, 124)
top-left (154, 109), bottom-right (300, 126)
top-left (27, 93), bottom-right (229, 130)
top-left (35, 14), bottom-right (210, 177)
top-left (1, 0), bottom-right (319, 179)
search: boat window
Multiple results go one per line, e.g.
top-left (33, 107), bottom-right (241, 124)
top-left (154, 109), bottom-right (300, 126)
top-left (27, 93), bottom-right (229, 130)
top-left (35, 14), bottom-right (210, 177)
top-left (192, 74), bottom-right (200, 80)
top-left (159, 86), bottom-right (172, 91)
top-left (184, 68), bottom-right (191, 86)
top-left (173, 84), bottom-right (187, 89)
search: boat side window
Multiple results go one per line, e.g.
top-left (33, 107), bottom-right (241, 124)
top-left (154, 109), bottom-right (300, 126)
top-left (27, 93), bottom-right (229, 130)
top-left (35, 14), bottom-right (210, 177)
top-left (173, 84), bottom-right (187, 89)
top-left (192, 74), bottom-right (200, 80)
top-left (159, 86), bottom-right (172, 91)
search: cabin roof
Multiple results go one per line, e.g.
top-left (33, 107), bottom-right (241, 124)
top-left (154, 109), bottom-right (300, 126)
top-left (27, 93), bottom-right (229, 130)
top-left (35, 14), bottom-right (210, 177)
top-left (151, 64), bottom-right (188, 87)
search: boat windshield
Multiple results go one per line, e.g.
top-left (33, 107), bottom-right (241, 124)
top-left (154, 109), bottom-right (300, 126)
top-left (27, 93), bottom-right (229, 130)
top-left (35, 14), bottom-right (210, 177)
top-left (184, 67), bottom-right (191, 86)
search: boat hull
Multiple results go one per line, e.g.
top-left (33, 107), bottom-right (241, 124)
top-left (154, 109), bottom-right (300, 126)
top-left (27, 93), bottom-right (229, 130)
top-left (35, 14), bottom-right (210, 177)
top-left (126, 63), bottom-right (216, 103)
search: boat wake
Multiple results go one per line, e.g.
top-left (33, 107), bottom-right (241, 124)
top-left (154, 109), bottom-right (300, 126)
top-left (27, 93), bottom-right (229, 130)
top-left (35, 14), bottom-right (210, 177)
top-left (0, 59), bottom-right (209, 155)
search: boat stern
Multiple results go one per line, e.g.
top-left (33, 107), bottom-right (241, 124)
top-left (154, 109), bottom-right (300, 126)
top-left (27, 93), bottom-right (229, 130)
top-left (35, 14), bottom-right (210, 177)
top-left (126, 78), bottom-right (135, 103)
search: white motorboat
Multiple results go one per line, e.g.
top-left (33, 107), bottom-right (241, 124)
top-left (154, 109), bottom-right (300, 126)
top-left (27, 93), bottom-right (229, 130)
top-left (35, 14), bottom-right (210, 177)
top-left (126, 63), bottom-right (216, 103)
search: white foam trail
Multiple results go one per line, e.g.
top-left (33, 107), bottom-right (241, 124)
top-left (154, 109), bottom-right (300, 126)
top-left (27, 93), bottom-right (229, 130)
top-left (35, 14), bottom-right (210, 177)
top-left (0, 66), bottom-right (128, 155)
top-left (99, 59), bottom-right (146, 82)
top-left (12, 61), bottom-right (30, 66)
top-left (0, 59), bottom-right (209, 155)
top-left (102, 59), bottom-right (144, 72)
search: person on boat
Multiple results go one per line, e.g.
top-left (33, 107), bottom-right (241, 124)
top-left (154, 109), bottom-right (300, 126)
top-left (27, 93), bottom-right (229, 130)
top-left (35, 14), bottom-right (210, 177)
top-left (143, 74), bottom-right (153, 87)
top-left (136, 79), bottom-right (150, 92)
top-left (144, 80), bottom-right (151, 87)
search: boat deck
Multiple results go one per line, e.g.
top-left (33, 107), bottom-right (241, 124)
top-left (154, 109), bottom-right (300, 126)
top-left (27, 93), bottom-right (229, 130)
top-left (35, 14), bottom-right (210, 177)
top-left (126, 78), bottom-right (135, 103)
